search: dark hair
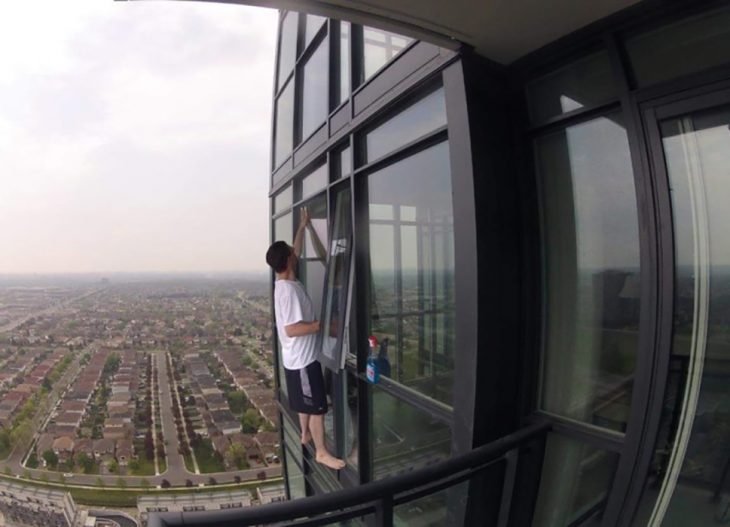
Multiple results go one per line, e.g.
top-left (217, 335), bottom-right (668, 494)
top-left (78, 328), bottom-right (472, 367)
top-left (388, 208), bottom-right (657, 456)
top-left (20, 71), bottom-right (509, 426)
top-left (266, 241), bottom-right (291, 273)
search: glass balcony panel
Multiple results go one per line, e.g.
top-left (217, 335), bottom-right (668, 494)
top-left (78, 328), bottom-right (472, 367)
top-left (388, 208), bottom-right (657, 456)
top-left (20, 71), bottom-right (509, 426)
top-left (274, 80), bottom-right (295, 168)
top-left (362, 27), bottom-right (413, 81)
top-left (364, 87), bottom-right (446, 163)
top-left (625, 5), bottom-right (730, 87)
top-left (537, 113), bottom-right (640, 433)
top-left (301, 37), bottom-right (329, 141)
top-left (532, 434), bottom-right (620, 526)
top-left (526, 51), bottom-right (616, 124)
top-left (394, 481), bottom-right (468, 526)
top-left (370, 385), bottom-right (451, 481)
top-left (277, 12), bottom-right (298, 91)
top-left (283, 447), bottom-right (306, 500)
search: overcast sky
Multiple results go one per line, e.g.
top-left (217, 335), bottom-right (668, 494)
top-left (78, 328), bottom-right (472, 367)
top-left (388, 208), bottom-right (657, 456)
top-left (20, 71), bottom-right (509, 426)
top-left (0, 0), bottom-right (278, 274)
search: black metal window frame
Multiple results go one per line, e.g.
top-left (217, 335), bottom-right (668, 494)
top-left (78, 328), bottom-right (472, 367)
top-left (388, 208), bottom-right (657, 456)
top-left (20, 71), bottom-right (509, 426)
top-left (512, 1), bottom-right (730, 525)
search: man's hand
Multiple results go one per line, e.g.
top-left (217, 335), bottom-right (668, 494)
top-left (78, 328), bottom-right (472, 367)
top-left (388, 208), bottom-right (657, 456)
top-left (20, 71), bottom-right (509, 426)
top-left (299, 207), bottom-right (310, 229)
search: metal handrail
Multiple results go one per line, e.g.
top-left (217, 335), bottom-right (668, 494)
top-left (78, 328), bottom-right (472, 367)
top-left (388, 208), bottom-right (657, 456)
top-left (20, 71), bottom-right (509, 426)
top-left (148, 421), bottom-right (551, 527)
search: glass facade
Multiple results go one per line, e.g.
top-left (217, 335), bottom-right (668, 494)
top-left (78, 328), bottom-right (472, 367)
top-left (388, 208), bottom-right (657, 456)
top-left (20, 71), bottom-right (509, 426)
top-left (267, 6), bottom-right (730, 527)
top-left (537, 113), bottom-right (640, 433)
top-left (274, 79), bottom-right (294, 168)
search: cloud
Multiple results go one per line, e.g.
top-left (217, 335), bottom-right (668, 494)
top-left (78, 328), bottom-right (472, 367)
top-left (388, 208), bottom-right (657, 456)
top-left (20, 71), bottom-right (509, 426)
top-left (0, 0), bottom-right (278, 273)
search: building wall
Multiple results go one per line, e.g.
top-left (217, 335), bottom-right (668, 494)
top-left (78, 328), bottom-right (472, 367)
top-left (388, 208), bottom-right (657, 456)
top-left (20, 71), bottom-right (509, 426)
top-left (269, 3), bottom-right (730, 526)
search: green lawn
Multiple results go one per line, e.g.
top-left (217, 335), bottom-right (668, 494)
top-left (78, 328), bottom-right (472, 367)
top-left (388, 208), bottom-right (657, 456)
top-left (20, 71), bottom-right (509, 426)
top-left (193, 439), bottom-right (225, 473)
top-left (130, 458), bottom-right (156, 476)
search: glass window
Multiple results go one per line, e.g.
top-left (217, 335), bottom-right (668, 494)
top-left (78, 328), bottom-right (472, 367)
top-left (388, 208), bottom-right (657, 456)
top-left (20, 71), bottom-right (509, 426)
top-left (338, 22), bottom-right (351, 105)
top-left (532, 435), bottom-right (620, 526)
top-left (277, 12), bottom-right (298, 91)
top-left (296, 195), bottom-right (328, 318)
top-left (367, 142), bottom-right (455, 406)
top-left (274, 212), bottom-right (293, 398)
top-left (625, 5), bottom-right (730, 87)
top-left (301, 37), bottom-right (329, 141)
top-left (302, 163), bottom-right (328, 199)
top-left (537, 113), bottom-right (641, 433)
top-left (362, 27), bottom-right (413, 82)
top-left (320, 187), bottom-right (352, 371)
top-left (304, 15), bottom-right (327, 49)
top-left (526, 51), bottom-right (617, 124)
top-left (273, 212), bottom-right (292, 246)
top-left (283, 447), bottom-right (305, 500)
top-left (273, 185), bottom-right (292, 214)
top-left (283, 415), bottom-right (302, 467)
top-left (274, 80), bottom-right (295, 168)
top-left (344, 371), bottom-right (359, 470)
top-left (370, 385), bottom-right (451, 481)
top-left (364, 87), bottom-right (446, 163)
top-left (633, 104), bottom-right (730, 527)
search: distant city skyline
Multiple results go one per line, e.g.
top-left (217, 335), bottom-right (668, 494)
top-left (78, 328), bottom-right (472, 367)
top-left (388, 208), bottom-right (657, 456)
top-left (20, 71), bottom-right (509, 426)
top-left (0, 0), bottom-right (278, 274)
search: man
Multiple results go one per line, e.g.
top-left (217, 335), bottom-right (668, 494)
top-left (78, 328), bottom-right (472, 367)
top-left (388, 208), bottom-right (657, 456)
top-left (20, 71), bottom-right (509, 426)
top-left (266, 209), bottom-right (346, 471)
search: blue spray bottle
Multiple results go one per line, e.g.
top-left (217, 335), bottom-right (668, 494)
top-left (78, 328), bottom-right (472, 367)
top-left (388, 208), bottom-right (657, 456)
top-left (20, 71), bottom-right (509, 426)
top-left (366, 336), bottom-right (379, 384)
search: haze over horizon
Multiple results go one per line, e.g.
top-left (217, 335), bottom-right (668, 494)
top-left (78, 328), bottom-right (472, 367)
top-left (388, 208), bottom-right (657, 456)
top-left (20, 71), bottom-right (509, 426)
top-left (0, 0), bottom-right (278, 274)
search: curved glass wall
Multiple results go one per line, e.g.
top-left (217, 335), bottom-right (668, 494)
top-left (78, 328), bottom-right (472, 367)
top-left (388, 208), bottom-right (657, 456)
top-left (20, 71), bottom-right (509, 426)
top-left (537, 113), bottom-right (641, 433)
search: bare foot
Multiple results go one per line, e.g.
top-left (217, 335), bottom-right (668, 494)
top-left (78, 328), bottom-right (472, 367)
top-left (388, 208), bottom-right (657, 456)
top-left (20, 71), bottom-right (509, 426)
top-left (301, 430), bottom-right (312, 445)
top-left (316, 452), bottom-right (346, 470)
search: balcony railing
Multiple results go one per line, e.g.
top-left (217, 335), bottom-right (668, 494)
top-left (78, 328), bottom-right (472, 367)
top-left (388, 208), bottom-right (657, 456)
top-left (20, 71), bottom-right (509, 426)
top-left (148, 421), bottom-right (551, 527)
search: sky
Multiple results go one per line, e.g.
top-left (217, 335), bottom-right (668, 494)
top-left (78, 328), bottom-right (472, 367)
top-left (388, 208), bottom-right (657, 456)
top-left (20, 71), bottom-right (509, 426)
top-left (0, 0), bottom-right (278, 274)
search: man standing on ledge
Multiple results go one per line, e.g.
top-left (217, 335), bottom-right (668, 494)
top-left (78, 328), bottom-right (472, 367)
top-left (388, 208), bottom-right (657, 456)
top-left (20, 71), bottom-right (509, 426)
top-left (266, 209), bottom-right (346, 471)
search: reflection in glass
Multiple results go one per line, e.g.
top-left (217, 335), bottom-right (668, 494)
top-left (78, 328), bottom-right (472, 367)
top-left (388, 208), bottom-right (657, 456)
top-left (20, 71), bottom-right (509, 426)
top-left (321, 188), bottom-right (352, 369)
top-left (274, 80), bottom-right (294, 168)
top-left (538, 113), bottom-right (641, 433)
top-left (273, 185), bottom-right (292, 214)
top-left (277, 12), bottom-right (298, 91)
top-left (334, 144), bottom-right (351, 180)
top-left (625, 5), bottom-right (730, 87)
top-left (634, 105), bottom-right (730, 526)
top-left (304, 15), bottom-right (327, 48)
top-left (364, 87), bottom-right (446, 163)
top-left (526, 51), bottom-right (616, 124)
top-left (338, 22), bottom-right (351, 105)
top-left (302, 37), bottom-right (329, 140)
top-left (362, 27), bottom-right (413, 81)
top-left (368, 142), bottom-right (455, 405)
top-left (370, 385), bottom-right (451, 480)
top-left (533, 435), bottom-right (620, 526)
top-left (302, 163), bottom-right (328, 199)
top-left (344, 371), bottom-right (359, 470)
top-left (283, 415), bottom-right (303, 467)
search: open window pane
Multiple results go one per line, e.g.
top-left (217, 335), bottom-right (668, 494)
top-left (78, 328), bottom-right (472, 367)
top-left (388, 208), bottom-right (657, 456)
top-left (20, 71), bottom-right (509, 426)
top-left (319, 186), bottom-right (352, 371)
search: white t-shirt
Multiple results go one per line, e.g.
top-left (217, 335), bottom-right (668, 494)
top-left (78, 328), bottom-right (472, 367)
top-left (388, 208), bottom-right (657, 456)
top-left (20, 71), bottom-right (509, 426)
top-left (274, 279), bottom-right (318, 370)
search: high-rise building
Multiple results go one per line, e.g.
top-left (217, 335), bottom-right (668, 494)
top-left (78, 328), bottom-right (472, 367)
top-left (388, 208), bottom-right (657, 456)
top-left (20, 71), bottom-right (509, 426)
top-left (150, 1), bottom-right (730, 526)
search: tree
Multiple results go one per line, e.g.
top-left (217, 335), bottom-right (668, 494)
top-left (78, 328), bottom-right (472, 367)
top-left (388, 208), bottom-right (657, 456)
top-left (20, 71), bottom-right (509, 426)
top-left (161, 479), bottom-right (171, 488)
top-left (226, 442), bottom-right (248, 470)
top-left (234, 475), bottom-right (241, 483)
top-left (241, 409), bottom-right (261, 434)
top-left (185, 479), bottom-right (193, 487)
top-left (76, 453), bottom-right (93, 474)
top-left (108, 459), bottom-right (118, 473)
top-left (42, 449), bottom-right (59, 469)
top-left (208, 476), bottom-right (217, 486)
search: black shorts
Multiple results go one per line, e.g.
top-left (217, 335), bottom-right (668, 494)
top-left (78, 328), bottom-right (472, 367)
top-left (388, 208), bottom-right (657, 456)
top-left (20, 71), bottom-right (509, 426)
top-left (284, 361), bottom-right (328, 415)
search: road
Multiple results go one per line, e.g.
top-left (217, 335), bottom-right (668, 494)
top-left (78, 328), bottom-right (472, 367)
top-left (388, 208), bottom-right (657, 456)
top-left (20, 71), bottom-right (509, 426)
top-left (154, 350), bottom-right (189, 481)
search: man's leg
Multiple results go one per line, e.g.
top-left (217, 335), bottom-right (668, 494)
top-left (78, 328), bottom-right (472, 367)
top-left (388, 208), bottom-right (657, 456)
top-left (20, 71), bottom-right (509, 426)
top-left (298, 413), bottom-right (312, 445)
top-left (309, 413), bottom-right (345, 470)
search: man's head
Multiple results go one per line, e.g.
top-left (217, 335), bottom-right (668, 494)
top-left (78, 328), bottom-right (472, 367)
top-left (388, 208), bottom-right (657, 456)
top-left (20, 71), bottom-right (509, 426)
top-left (266, 240), bottom-right (294, 274)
